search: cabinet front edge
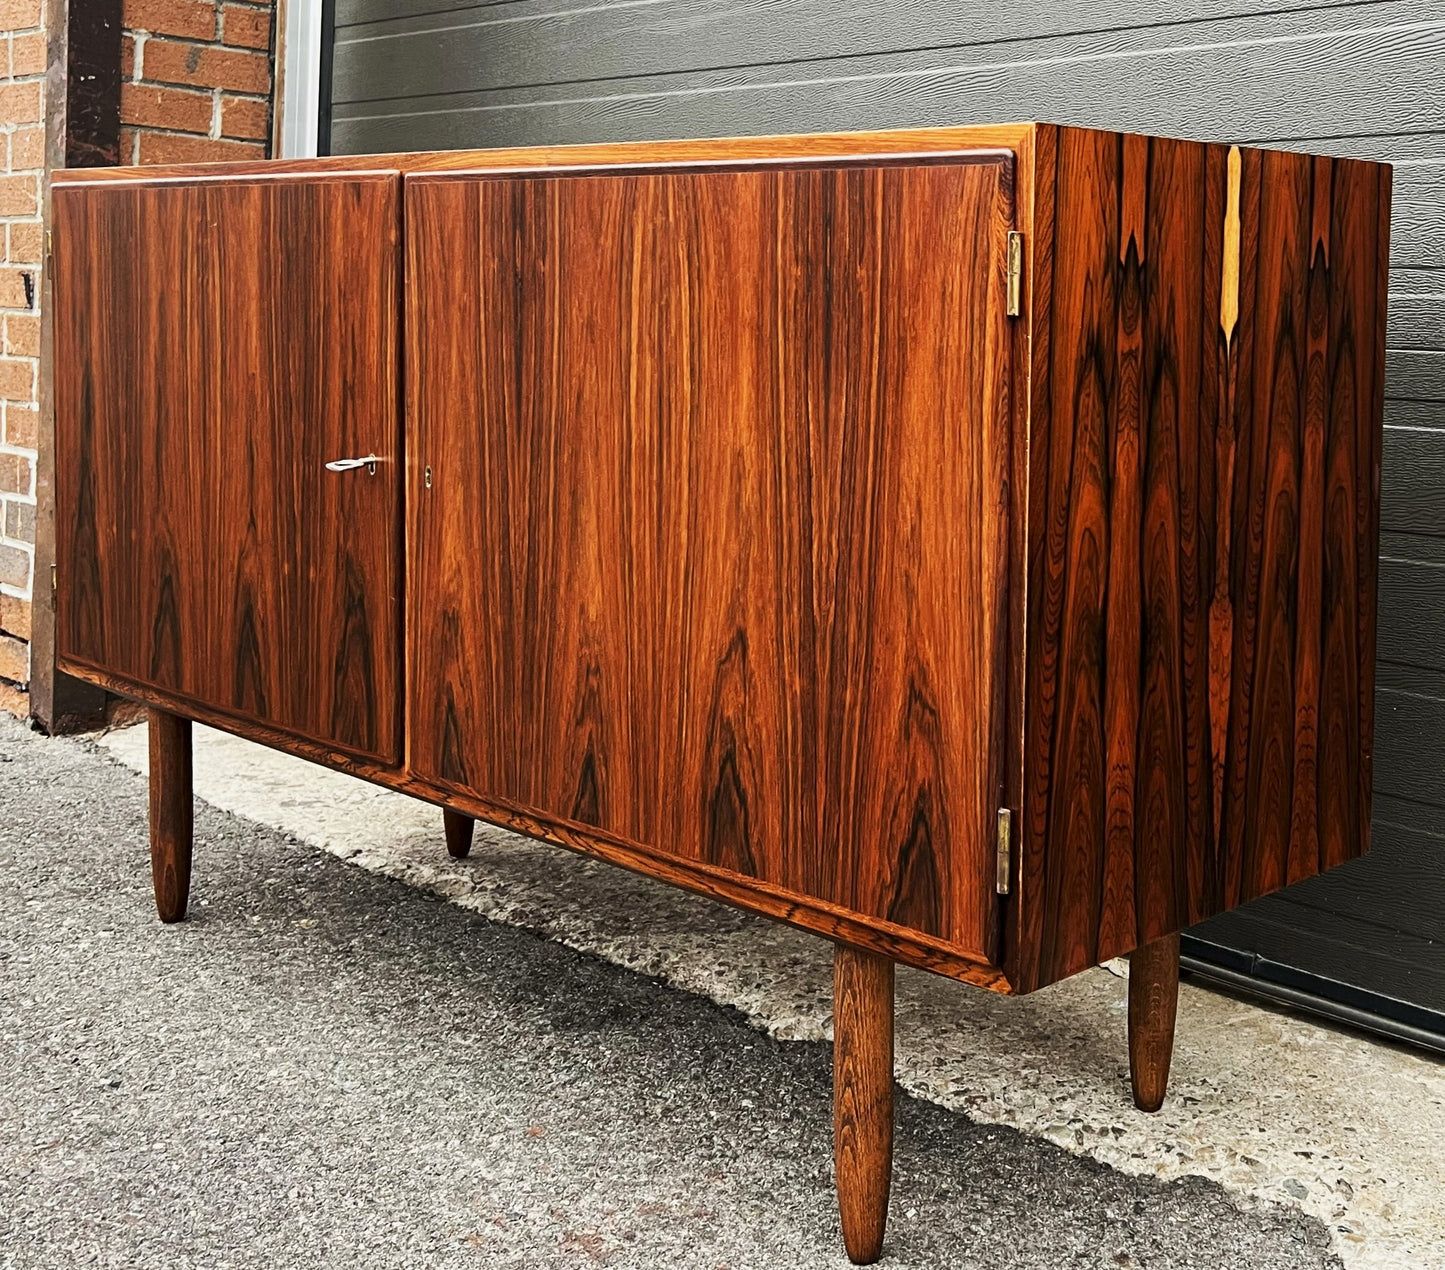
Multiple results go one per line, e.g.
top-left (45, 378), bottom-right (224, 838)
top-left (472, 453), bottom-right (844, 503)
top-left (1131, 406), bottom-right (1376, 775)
top-left (62, 657), bottom-right (1016, 994)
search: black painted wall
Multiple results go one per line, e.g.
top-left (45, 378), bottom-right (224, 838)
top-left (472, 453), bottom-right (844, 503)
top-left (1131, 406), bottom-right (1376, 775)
top-left (325, 0), bottom-right (1445, 1026)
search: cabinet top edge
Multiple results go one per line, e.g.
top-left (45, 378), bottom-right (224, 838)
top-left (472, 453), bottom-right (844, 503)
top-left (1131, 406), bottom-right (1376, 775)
top-left (48, 118), bottom-right (1390, 188)
top-left (49, 121), bottom-right (1392, 189)
top-left (51, 122), bottom-right (1047, 185)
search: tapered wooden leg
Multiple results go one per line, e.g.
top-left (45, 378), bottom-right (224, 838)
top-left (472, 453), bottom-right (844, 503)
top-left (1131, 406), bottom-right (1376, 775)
top-left (1128, 931), bottom-right (1180, 1112)
top-left (147, 708), bottom-right (193, 923)
top-left (443, 808), bottom-right (474, 859)
top-left (833, 944), bottom-right (894, 1265)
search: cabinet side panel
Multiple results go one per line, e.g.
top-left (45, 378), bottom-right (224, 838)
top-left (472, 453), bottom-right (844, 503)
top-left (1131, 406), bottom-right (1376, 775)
top-left (1015, 130), bottom-right (1388, 991)
top-left (407, 156), bottom-right (1014, 963)
top-left (53, 176), bottom-right (403, 763)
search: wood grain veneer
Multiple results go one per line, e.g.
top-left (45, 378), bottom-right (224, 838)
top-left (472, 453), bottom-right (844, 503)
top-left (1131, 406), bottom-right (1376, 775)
top-left (48, 122), bottom-right (1039, 185)
top-left (59, 660), bottom-right (1012, 989)
top-left (1009, 127), bottom-right (1389, 991)
top-left (50, 122), bottom-right (1389, 999)
top-left (406, 153), bottom-right (1016, 964)
top-left (52, 172), bottom-right (404, 764)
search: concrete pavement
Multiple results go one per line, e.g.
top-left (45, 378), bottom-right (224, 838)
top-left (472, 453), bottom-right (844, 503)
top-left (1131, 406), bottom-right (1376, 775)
top-left (0, 713), bottom-right (1433, 1267)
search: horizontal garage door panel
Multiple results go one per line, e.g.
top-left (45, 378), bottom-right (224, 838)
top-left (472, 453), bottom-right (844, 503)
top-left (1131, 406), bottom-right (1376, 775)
top-left (331, 6), bottom-right (1444, 153)
top-left (1390, 296), bottom-right (1445, 349)
top-left (332, 1), bottom-right (1420, 113)
top-left (335, 0), bottom-right (1368, 57)
top-left (1392, 167), bottom-right (1445, 269)
top-left (1379, 556), bottom-right (1445, 672)
top-left (1387, 351), bottom-right (1445, 401)
top-left (1194, 900), bottom-right (1445, 1016)
top-left (1382, 424), bottom-right (1445, 535)
top-left (1374, 684), bottom-right (1445, 806)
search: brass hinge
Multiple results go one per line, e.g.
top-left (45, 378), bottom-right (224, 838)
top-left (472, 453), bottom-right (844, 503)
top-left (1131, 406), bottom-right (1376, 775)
top-left (1005, 231), bottom-right (1023, 318)
top-left (995, 807), bottom-right (1013, 895)
top-left (50, 563), bottom-right (57, 609)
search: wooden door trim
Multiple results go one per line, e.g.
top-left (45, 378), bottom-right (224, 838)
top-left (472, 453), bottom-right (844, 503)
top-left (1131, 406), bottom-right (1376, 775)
top-left (402, 147), bottom-right (1017, 185)
top-left (52, 167), bottom-right (403, 190)
top-left (58, 652), bottom-right (399, 768)
top-left (29, 0), bottom-right (124, 735)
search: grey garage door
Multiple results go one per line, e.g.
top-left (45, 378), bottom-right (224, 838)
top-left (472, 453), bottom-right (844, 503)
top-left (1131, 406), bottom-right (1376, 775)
top-left (325, 1), bottom-right (1445, 1047)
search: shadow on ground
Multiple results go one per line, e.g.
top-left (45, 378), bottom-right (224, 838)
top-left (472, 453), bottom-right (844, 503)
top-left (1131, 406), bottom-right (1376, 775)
top-left (0, 717), bottom-right (1341, 1269)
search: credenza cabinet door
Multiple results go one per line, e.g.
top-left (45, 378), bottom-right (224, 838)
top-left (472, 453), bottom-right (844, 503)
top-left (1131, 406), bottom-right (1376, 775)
top-left (406, 157), bottom-right (1016, 962)
top-left (53, 172), bottom-right (403, 764)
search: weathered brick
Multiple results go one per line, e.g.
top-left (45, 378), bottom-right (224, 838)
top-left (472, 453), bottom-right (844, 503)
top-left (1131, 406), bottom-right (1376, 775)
top-left (0, 449), bottom-right (32, 494)
top-left (3, 497), bottom-right (33, 544)
top-left (125, 0), bottom-right (218, 39)
top-left (0, 0), bottom-right (42, 30)
top-left (221, 4), bottom-right (270, 49)
top-left (142, 39), bottom-right (269, 94)
top-left (122, 34), bottom-right (137, 79)
top-left (11, 31), bottom-right (45, 76)
top-left (0, 357), bottom-right (34, 402)
top-left (136, 131), bottom-right (263, 164)
top-left (120, 126), bottom-right (140, 164)
top-left (8, 222), bottom-right (42, 264)
top-left (9, 126), bottom-right (43, 170)
top-left (0, 174), bottom-right (38, 217)
top-left (0, 541), bottom-right (28, 589)
top-left (220, 93), bottom-right (268, 140)
top-left (0, 675), bottom-right (25, 714)
top-left (0, 589), bottom-right (28, 641)
top-left (3, 403), bottom-right (37, 448)
top-left (0, 631), bottom-right (27, 685)
top-left (122, 82), bottom-right (213, 133)
top-left (4, 314), bottom-right (39, 358)
top-left (0, 82), bottom-right (42, 127)
top-left (0, 268), bottom-right (33, 308)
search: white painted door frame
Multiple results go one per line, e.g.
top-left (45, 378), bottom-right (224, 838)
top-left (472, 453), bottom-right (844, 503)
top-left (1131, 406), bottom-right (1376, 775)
top-left (274, 0), bottom-right (326, 158)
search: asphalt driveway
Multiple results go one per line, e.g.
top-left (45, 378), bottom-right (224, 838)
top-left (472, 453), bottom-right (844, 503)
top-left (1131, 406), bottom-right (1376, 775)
top-left (0, 714), bottom-right (1342, 1269)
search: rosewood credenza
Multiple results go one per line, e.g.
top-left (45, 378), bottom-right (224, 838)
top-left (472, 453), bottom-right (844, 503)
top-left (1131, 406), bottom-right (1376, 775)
top-left (50, 123), bottom-right (1390, 1264)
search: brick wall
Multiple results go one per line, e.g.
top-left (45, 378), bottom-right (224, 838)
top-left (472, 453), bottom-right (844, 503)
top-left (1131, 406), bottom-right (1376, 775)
top-left (0, 0), bottom-right (275, 714)
top-left (0, 0), bottom-right (44, 713)
top-left (121, 0), bottom-right (274, 164)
